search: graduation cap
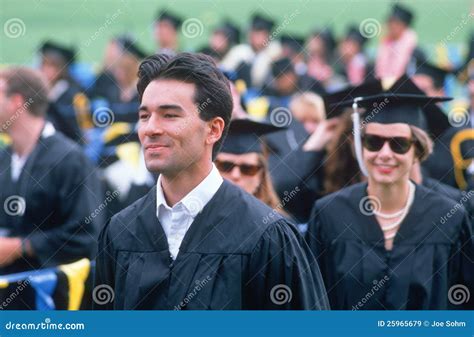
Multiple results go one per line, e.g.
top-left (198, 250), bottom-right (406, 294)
top-left (214, 20), bottom-right (241, 45)
top-left (323, 79), bottom-right (383, 119)
top-left (40, 41), bottom-right (76, 65)
top-left (116, 35), bottom-right (148, 59)
top-left (220, 118), bottom-right (285, 154)
top-left (271, 58), bottom-right (294, 78)
top-left (250, 13), bottom-right (275, 32)
top-left (334, 76), bottom-right (452, 176)
top-left (414, 61), bottom-right (450, 89)
top-left (388, 4), bottom-right (414, 26)
top-left (280, 34), bottom-right (305, 53)
top-left (345, 25), bottom-right (368, 46)
top-left (392, 74), bottom-right (451, 137)
top-left (156, 10), bottom-right (183, 29)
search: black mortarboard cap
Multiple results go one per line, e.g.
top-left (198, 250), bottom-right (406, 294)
top-left (280, 34), bottom-right (305, 53)
top-left (250, 13), bottom-right (275, 32)
top-left (215, 20), bottom-right (241, 45)
top-left (116, 35), bottom-right (148, 59)
top-left (271, 58), bottom-right (294, 78)
top-left (220, 118), bottom-right (285, 154)
top-left (345, 24), bottom-right (368, 46)
top-left (40, 40), bottom-right (76, 64)
top-left (323, 79), bottom-right (383, 119)
top-left (156, 10), bottom-right (183, 29)
top-left (335, 76), bottom-right (452, 132)
top-left (312, 27), bottom-right (337, 53)
top-left (388, 4), bottom-right (414, 26)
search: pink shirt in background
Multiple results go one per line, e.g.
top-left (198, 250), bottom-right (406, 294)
top-left (375, 28), bottom-right (418, 79)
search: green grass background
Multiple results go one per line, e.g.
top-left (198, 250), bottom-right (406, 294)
top-left (0, 0), bottom-right (472, 66)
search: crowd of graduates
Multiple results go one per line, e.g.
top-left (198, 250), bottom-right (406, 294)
top-left (0, 3), bottom-right (473, 310)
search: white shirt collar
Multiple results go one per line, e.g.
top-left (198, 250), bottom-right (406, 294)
top-left (156, 164), bottom-right (223, 218)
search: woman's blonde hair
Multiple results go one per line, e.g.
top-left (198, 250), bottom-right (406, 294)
top-left (410, 125), bottom-right (434, 162)
top-left (254, 151), bottom-right (289, 217)
top-left (289, 92), bottom-right (326, 122)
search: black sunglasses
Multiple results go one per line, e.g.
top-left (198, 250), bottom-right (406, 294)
top-left (215, 160), bottom-right (262, 176)
top-left (362, 134), bottom-right (415, 154)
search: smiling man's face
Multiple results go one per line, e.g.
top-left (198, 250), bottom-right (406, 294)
top-left (138, 79), bottom-right (210, 176)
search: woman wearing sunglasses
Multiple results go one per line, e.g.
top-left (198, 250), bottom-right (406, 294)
top-left (306, 92), bottom-right (473, 309)
top-left (216, 119), bottom-right (288, 216)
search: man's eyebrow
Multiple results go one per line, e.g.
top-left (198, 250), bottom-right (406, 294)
top-left (138, 104), bottom-right (183, 112)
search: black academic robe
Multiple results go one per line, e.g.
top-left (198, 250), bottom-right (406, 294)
top-left (0, 130), bottom-right (102, 275)
top-left (423, 126), bottom-right (474, 188)
top-left (94, 180), bottom-right (329, 310)
top-left (47, 81), bottom-right (90, 144)
top-left (266, 119), bottom-right (325, 223)
top-left (305, 182), bottom-right (473, 310)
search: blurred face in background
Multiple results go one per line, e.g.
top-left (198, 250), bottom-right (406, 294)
top-left (40, 54), bottom-right (66, 86)
top-left (248, 29), bottom-right (268, 52)
top-left (210, 31), bottom-right (230, 55)
top-left (338, 38), bottom-right (360, 62)
top-left (113, 53), bottom-right (140, 87)
top-left (387, 18), bottom-right (406, 40)
top-left (275, 72), bottom-right (297, 96)
top-left (155, 20), bottom-right (177, 48)
top-left (103, 40), bottom-right (123, 71)
top-left (216, 152), bottom-right (263, 195)
top-left (307, 36), bottom-right (326, 60)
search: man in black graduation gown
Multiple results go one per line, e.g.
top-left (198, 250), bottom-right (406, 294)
top-left (94, 52), bottom-right (328, 310)
top-left (0, 67), bottom-right (102, 275)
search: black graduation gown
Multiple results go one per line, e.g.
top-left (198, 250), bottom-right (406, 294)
top-left (47, 81), bottom-right (90, 144)
top-left (423, 126), bottom-right (474, 188)
top-left (0, 130), bottom-right (102, 274)
top-left (94, 180), bottom-right (329, 310)
top-left (266, 119), bottom-right (325, 223)
top-left (305, 182), bottom-right (474, 310)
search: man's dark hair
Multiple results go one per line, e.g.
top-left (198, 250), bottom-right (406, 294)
top-left (137, 52), bottom-right (233, 160)
top-left (0, 67), bottom-right (49, 117)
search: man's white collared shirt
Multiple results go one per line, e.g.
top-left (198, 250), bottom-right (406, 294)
top-left (156, 164), bottom-right (223, 260)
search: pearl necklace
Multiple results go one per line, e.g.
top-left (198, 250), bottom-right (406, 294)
top-left (377, 182), bottom-right (416, 239)
top-left (373, 181), bottom-right (415, 219)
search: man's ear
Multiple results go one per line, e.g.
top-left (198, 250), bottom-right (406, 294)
top-left (206, 117), bottom-right (225, 146)
top-left (10, 94), bottom-right (25, 113)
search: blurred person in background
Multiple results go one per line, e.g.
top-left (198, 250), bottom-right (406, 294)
top-left (153, 10), bottom-right (182, 54)
top-left (39, 41), bottom-right (92, 143)
top-left (220, 13), bottom-right (282, 89)
top-left (375, 4), bottom-right (419, 79)
top-left (0, 67), bottom-right (101, 275)
top-left (337, 24), bottom-right (371, 86)
top-left (216, 119), bottom-right (289, 217)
